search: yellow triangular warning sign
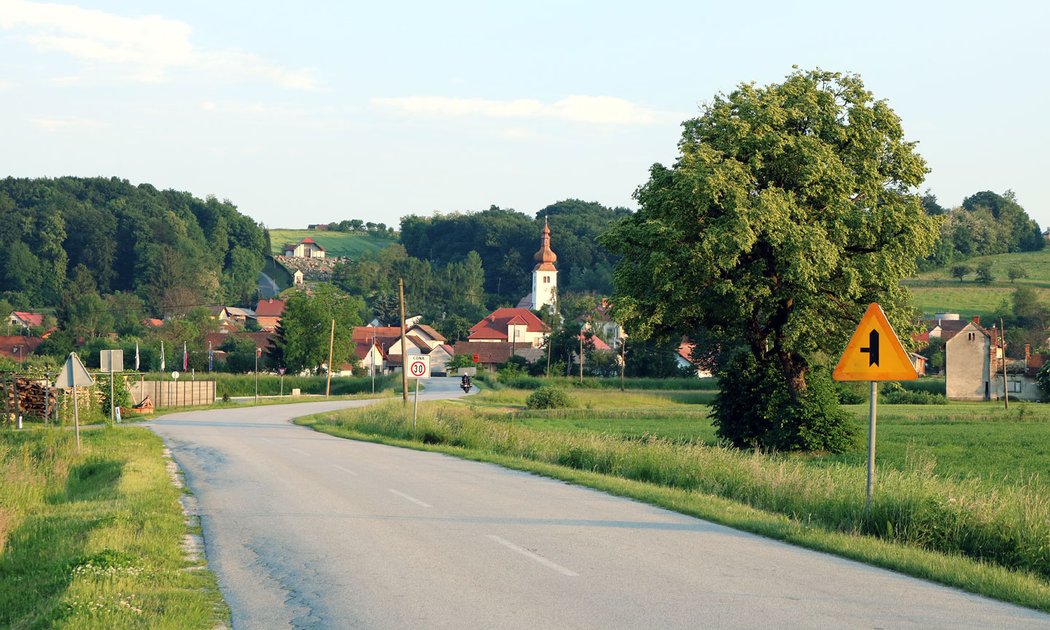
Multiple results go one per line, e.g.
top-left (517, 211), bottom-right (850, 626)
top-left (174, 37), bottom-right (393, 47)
top-left (833, 303), bottom-right (917, 382)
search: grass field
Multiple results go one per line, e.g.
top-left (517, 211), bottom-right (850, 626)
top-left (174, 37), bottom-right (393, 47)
top-left (300, 388), bottom-right (1050, 610)
top-left (268, 229), bottom-right (396, 258)
top-left (905, 249), bottom-right (1050, 317)
top-left (0, 427), bottom-right (227, 628)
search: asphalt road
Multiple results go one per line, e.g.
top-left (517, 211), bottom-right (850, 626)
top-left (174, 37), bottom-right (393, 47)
top-left (149, 378), bottom-right (1049, 629)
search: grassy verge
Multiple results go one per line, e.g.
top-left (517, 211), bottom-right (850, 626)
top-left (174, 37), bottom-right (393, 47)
top-left (297, 398), bottom-right (1050, 612)
top-left (0, 427), bottom-right (228, 628)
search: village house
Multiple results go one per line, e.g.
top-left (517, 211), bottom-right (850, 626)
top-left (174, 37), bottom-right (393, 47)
top-left (282, 237), bottom-right (326, 259)
top-left (254, 298), bottom-right (286, 332)
top-left (7, 311), bottom-right (44, 333)
top-left (350, 321), bottom-right (450, 374)
top-left (945, 317), bottom-right (1046, 401)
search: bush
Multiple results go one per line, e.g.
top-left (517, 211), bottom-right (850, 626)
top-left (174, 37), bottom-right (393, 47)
top-left (712, 353), bottom-right (857, 453)
top-left (526, 386), bottom-right (575, 410)
top-left (880, 383), bottom-right (947, 405)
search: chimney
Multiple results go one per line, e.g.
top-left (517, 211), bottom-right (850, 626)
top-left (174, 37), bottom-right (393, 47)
top-left (972, 315), bottom-right (980, 325)
top-left (1026, 344), bottom-right (1032, 370)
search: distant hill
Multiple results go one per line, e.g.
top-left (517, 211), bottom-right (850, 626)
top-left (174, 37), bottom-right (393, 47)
top-left (905, 249), bottom-right (1050, 318)
top-left (268, 229), bottom-right (396, 259)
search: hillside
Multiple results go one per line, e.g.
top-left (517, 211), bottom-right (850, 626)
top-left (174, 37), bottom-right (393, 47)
top-left (904, 249), bottom-right (1050, 318)
top-left (269, 229), bottom-right (396, 259)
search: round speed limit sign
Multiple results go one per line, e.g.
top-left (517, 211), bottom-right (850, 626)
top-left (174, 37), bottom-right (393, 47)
top-left (408, 356), bottom-right (430, 379)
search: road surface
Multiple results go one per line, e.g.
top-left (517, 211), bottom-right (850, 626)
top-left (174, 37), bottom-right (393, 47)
top-left (148, 378), bottom-right (1049, 628)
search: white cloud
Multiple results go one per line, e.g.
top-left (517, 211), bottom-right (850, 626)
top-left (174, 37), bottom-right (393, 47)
top-left (31, 116), bottom-right (105, 131)
top-left (0, 0), bottom-right (316, 89)
top-left (372, 95), bottom-right (680, 125)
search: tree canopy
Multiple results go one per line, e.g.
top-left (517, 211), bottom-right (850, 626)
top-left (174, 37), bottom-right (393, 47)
top-left (0, 177), bottom-right (267, 315)
top-left (603, 68), bottom-right (938, 452)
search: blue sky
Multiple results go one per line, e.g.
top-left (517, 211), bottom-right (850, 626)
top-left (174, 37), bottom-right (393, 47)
top-left (2, 0), bottom-right (1048, 230)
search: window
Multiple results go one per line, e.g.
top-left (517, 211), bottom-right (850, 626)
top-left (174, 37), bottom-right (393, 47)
top-left (1009, 381), bottom-right (1023, 393)
top-left (968, 332), bottom-right (976, 341)
top-left (543, 275), bottom-right (550, 284)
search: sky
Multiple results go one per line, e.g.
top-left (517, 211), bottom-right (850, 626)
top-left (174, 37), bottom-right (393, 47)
top-left (2, 0), bottom-right (1049, 231)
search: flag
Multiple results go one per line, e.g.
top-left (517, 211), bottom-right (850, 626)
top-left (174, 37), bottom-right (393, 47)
top-left (183, 342), bottom-right (188, 371)
top-left (160, 340), bottom-right (165, 371)
top-left (208, 341), bottom-right (213, 372)
top-left (135, 342), bottom-right (140, 371)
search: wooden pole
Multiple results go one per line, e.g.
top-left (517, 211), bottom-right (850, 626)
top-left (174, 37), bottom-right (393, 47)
top-left (326, 318), bottom-right (335, 399)
top-left (400, 278), bottom-right (409, 407)
top-left (620, 336), bottom-right (626, 392)
top-left (1001, 318), bottom-right (1008, 409)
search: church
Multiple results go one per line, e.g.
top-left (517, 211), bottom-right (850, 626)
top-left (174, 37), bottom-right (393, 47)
top-left (454, 220), bottom-right (558, 366)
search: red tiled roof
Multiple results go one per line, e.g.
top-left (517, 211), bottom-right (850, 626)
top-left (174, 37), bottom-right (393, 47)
top-left (0, 336), bottom-right (42, 360)
top-left (468, 308), bottom-right (549, 342)
top-left (143, 318), bottom-right (164, 328)
top-left (300, 237), bottom-right (324, 250)
top-left (581, 333), bottom-right (611, 351)
top-left (254, 299), bottom-right (286, 317)
top-left (11, 311), bottom-right (44, 327)
top-left (413, 324), bottom-right (447, 342)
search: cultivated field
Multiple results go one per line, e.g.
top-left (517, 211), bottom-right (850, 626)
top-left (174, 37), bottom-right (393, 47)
top-left (268, 229), bottom-right (396, 258)
top-left (905, 249), bottom-right (1050, 318)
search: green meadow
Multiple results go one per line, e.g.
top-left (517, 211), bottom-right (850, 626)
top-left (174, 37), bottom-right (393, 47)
top-left (268, 229), bottom-right (396, 258)
top-left (300, 387), bottom-right (1050, 611)
top-left (905, 249), bottom-right (1050, 318)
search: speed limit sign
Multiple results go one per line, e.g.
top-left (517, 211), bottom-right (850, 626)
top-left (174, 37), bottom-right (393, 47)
top-left (407, 355), bottom-right (431, 379)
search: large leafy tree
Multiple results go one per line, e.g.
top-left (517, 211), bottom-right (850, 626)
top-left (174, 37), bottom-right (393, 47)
top-left (603, 69), bottom-right (937, 452)
top-left (273, 285), bottom-right (365, 374)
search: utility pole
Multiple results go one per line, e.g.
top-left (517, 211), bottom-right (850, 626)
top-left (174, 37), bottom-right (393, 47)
top-left (1000, 318), bottom-right (1008, 410)
top-left (326, 318), bottom-right (335, 399)
top-left (399, 278), bottom-right (408, 406)
top-left (620, 334), bottom-right (626, 392)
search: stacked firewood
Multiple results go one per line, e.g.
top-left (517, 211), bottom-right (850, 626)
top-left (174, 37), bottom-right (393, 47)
top-left (2, 378), bottom-right (58, 422)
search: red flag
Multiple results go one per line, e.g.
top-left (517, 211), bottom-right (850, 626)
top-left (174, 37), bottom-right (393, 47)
top-left (183, 342), bottom-right (188, 371)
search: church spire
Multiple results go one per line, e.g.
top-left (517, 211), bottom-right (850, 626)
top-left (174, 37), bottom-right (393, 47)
top-left (534, 217), bottom-right (557, 271)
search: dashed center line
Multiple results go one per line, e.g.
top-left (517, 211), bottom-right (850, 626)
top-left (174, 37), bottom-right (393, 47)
top-left (290, 448), bottom-right (309, 456)
top-left (388, 489), bottom-right (431, 508)
top-left (259, 438), bottom-right (272, 443)
top-left (332, 464), bottom-right (359, 476)
top-left (486, 535), bottom-right (579, 576)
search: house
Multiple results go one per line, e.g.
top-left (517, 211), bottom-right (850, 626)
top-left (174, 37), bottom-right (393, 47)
top-left (350, 323), bottom-right (448, 373)
top-left (143, 318), bottom-right (165, 328)
top-left (676, 340), bottom-right (714, 378)
top-left (254, 298), bottom-right (287, 332)
top-left (8, 311), bottom-right (44, 332)
top-left (925, 314), bottom-right (970, 342)
top-left (943, 317), bottom-right (1044, 401)
top-left (909, 353), bottom-right (928, 378)
top-left (282, 237), bottom-right (326, 259)
top-left (0, 336), bottom-right (43, 361)
top-left (468, 308), bottom-right (550, 347)
top-left (945, 318), bottom-right (1000, 401)
top-left (515, 219), bottom-right (558, 311)
top-left (293, 270), bottom-right (305, 287)
top-left (579, 300), bottom-right (624, 350)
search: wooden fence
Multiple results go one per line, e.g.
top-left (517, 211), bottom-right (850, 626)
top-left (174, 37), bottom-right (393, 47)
top-left (129, 380), bottom-right (216, 409)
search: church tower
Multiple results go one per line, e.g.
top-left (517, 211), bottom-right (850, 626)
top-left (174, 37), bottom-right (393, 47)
top-left (530, 218), bottom-right (558, 310)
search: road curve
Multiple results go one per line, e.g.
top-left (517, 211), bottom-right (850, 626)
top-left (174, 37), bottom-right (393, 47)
top-left (148, 378), bottom-right (1049, 629)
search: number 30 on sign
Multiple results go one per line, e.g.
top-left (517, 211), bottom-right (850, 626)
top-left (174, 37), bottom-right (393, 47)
top-left (408, 355), bottom-right (431, 379)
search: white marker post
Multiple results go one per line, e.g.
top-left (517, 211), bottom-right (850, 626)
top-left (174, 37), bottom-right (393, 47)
top-left (407, 355), bottom-right (431, 430)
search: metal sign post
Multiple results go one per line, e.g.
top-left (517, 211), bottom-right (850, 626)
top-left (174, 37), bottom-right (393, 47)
top-left (100, 349), bottom-right (123, 424)
top-left (407, 355), bottom-right (431, 430)
top-left (833, 303), bottom-right (918, 514)
top-left (55, 352), bottom-right (94, 453)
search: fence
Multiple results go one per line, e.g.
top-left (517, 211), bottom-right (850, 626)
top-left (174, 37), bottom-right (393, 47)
top-left (130, 379), bottom-right (216, 409)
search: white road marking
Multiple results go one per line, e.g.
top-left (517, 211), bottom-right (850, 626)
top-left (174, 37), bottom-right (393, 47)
top-left (259, 438), bottom-right (272, 443)
top-left (290, 448), bottom-right (309, 456)
top-left (486, 535), bottom-right (579, 577)
top-left (388, 489), bottom-right (431, 508)
top-left (332, 464), bottom-right (358, 476)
